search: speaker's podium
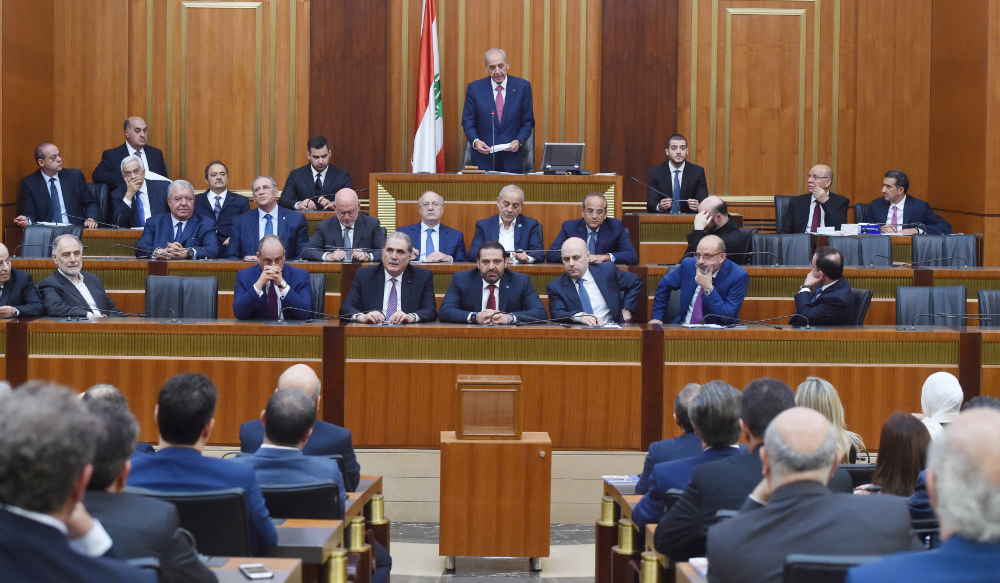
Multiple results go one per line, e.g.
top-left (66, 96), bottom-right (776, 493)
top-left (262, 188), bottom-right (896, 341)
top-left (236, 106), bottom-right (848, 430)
top-left (440, 375), bottom-right (552, 571)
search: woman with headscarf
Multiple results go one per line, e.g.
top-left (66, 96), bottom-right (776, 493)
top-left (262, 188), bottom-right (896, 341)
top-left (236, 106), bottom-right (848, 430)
top-left (917, 371), bottom-right (963, 441)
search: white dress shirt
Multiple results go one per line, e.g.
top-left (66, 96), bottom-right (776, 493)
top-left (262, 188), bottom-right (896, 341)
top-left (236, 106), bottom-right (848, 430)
top-left (805, 195), bottom-right (828, 232)
top-left (310, 165), bottom-right (329, 185)
top-left (3, 504), bottom-right (112, 557)
top-left (257, 207), bottom-right (279, 241)
top-left (420, 223), bottom-right (440, 262)
top-left (44, 173), bottom-right (69, 224)
top-left (58, 269), bottom-right (101, 317)
top-left (126, 142), bottom-right (168, 182)
top-left (498, 216), bottom-right (533, 264)
top-left (683, 268), bottom-right (720, 325)
top-left (211, 190), bottom-right (229, 211)
top-left (122, 179), bottom-right (153, 222)
top-left (573, 268), bottom-right (612, 324)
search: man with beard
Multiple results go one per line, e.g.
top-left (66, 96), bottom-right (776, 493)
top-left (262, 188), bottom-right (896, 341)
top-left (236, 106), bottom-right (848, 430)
top-left (439, 241), bottom-right (547, 324)
top-left (339, 232), bottom-right (437, 323)
top-left (684, 196), bottom-right (748, 265)
top-left (38, 235), bottom-right (121, 318)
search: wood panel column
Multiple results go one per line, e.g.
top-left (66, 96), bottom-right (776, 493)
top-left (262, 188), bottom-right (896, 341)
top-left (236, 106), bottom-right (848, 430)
top-left (640, 324), bottom-right (665, 450)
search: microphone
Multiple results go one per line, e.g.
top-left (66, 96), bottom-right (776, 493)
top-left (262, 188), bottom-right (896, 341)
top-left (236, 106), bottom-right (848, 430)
top-left (491, 110), bottom-right (497, 172)
top-left (513, 314), bottom-right (573, 328)
top-left (65, 214), bottom-right (120, 229)
top-left (106, 243), bottom-right (146, 258)
top-left (62, 306), bottom-right (158, 320)
top-left (729, 313), bottom-right (812, 329)
top-left (908, 313), bottom-right (997, 330)
top-left (700, 314), bottom-right (786, 329)
top-left (13, 244), bottom-right (88, 257)
top-left (631, 176), bottom-right (689, 213)
top-left (902, 256), bottom-right (968, 268)
top-left (724, 251), bottom-right (780, 266)
top-left (278, 306), bottom-right (366, 323)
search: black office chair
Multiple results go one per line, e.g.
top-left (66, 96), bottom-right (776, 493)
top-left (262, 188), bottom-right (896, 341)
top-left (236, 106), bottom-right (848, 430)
top-left (261, 480), bottom-right (343, 520)
top-left (851, 289), bottom-right (873, 325)
top-left (87, 182), bottom-right (110, 225)
top-left (773, 195), bottom-right (794, 233)
top-left (977, 289), bottom-right (1000, 327)
top-left (145, 275), bottom-right (218, 319)
top-left (911, 234), bottom-right (977, 267)
top-left (782, 554), bottom-right (881, 583)
top-left (838, 463), bottom-right (876, 489)
top-left (854, 202), bottom-right (872, 224)
top-left (19, 225), bottom-right (83, 257)
top-left (310, 272), bottom-right (326, 316)
top-left (750, 233), bottom-right (812, 266)
top-left (462, 128), bottom-right (535, 173)
top-left (828, 236), bottom-right (891, 267)
top-left (735, 227), bottom-right (758, 265)
top-left (662, 488), bottom-right (685, 514)
top-left (895, 285), bottom-right (967, 327)
top-left (125, 487), bottom-right (252, 557)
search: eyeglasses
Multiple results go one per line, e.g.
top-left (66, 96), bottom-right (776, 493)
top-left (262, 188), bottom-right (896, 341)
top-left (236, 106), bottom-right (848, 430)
top-left (694, 252), bottom-right (721, 261)
top-left (807, 173), bottom-right (831, 180)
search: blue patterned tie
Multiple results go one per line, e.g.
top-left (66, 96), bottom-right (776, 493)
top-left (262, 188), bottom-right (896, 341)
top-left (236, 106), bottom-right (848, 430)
top-left (49, 178), bottom-right (63, 223)
top-left (577, 279), bottom-right (594, 316)
top-left (387, 278), bottom-right (398, 316)
top-left (671, 170), bottom-right (681, 214)
top-left (264, 214), bottom-right (274, 236)
top-left (136, 192), bottom-right (146, 227)
top-left (425, 228), bottom-right (435, 259)
top-left (214, 195), bottom-right (223, 220)
top-left (587, 231), bottom-right (597, 254)
top-left (174, 221), bottom-right (183, 243)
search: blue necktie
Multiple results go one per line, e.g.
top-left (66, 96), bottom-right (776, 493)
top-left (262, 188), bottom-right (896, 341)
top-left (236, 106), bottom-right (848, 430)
top-left (671, 169), bottom-right (681, 214)
top-left (49, 177), bottom-right (63, 223)
top-left (810, 287), bottom-right (823, 303)
top-left (425, 228), bottom-right (435, 258)
top-left (587, 231), bottom-right (597, 254)
top-left (264, 214), bottom-right (274, 236)
top-left (174, 221), bottom-right (183, 243)
top-left (214, 195), bottom-right (223, 220)
top-left (577, 279), bottom-right (594, 316)
top-left (136, 192), bottom-right (146, 227)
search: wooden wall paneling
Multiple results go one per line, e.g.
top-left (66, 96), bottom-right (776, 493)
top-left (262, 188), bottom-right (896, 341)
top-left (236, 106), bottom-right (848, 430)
top-left (835, 0), bottom-right (857, 202)
top-left (385, 0), bottom-right (404, 175)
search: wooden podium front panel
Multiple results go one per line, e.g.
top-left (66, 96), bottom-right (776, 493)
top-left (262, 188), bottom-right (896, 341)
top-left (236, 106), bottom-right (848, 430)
top-left (980, 330), bottom-right (1000, 400)
top-left (345, 324), bottom-right (642, 449)
top-left (439, 431), bottom-right (551, 559)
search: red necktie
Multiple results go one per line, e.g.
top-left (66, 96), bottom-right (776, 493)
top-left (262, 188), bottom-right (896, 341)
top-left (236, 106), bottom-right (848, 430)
top-left (486, 285), bottom-right (497, 310)
top-left (810, 200), bottom-right (822, 232)
top-left (495, 86), bottom-right (504, 124)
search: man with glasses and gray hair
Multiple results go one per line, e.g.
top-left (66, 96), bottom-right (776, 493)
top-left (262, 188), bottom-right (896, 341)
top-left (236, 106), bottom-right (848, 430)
top-left (705, 407), bottom-right (920, 583)
top-left (396, 191), bottom-right (468, 263)
top-left (649, 234), bottom-right (749, 325)
top-left (135, 180), bottom-right (219, 259)
top-left (110, 154), bottom-right (169, 228)
top-left (462, 48), bottom-right (535, 173)
top-left (38, 235), bottom-right (121, 318)
top-left (545, 193), bottom-right (637, 264)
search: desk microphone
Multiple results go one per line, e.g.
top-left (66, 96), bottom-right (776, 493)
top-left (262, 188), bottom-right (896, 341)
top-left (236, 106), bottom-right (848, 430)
top-left (278, 306), bottom-right (366, 323)
top-left (630, 176), bottom-right (694, 213)
top-left (872, 256), bottom-right (969, 268)
top-left (711, 313), bottom-right (810, 329)
top-left (64, 307), bottom-right (176, 321)
top-left (724, 251), bottom-right (781, 266)
top-left (491, 110), bottom-right (497, 172)
top-left (106, 243), bottom-right (147, 258)
top-left (908, 313), bottom-right (998, 330)
top-left (513, 314), bottom-right (573, 328)
top-left (65, 214), bottom-right (120, 229)
top-left (13, 244), bottom-right (88, 257)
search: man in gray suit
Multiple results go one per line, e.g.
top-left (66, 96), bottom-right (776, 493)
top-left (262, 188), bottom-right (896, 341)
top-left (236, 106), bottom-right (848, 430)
top-left (705, 407), bottom-right (920, 583)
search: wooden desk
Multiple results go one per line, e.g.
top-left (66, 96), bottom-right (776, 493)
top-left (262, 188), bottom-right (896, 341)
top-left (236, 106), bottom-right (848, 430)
top-left (274, 519), bottom-right (344, 565)
top-left (212, 558), bottom-right (302, 583)
top-left (622, 213), bottom-right (744, 265)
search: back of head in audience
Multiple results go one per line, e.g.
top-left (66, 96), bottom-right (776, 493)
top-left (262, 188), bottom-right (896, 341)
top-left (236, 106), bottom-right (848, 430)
top-left (81, 384), bottom-right (128, 407)
top-left (276, 363), bottom-right (322, 402)
top-left (962, 395), bottom-right (1000, 412)
top-left (83, 397), bottom-right (140, 492)
top-left (795, 376), bottom-right (865, 463)
top-left (741, 378), bottom-right (796, 442)
top-left (0, 380), bottom-right (10, 401)
top-left (763, 407), bottom-right (838, 487)
top-left (674, 383), bottom-right (702, 434)
top-left (0, 383), bottom-right (99, 516)
top-left (688, 380), bottom-right (742, 448)
top-left (155, 373), bottom-right (217, 447)
top-left (920, 372), bottom-right (963, 441)
top-left (929, 408), bottom-right (1000, 543)
top-left (872, 412), bottom-right (930, 497)
top-left (262, 389), bottom-right (317, 448)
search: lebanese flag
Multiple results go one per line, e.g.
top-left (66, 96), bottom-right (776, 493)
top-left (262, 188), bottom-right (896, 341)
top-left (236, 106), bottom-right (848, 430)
top-left (411, 0), bottom-right (444, 173)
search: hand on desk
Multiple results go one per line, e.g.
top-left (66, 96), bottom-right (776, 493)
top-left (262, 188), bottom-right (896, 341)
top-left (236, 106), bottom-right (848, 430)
top-left (579, 314), bottom-right (601, 327)
top-left (13, 215), bottom-right (29, 227)
top-left (317, 196), bottom-right (335, 211)
top-left (621, 309), bottom-right (632, 323)
top-left (296, 199), bottom-right (317, 211)
top-left (648, 319), bottom-right (662, 326)
top-left (0, 306), bottom-right (16, 318)
top-left (357, 310), bottom-right (414, 324)
top-left (512, 251), bottom-right (531, 263)
top-left (243, 254), bottom-right (257, 261)
top-left (327, 249), bottom-right (348, 261)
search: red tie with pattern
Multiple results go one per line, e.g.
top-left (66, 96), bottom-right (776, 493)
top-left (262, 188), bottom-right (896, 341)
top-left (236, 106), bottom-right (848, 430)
top-left (810, 201), bottom-right (822, 232)
top-left (495, 86), bottom-right (504, 124)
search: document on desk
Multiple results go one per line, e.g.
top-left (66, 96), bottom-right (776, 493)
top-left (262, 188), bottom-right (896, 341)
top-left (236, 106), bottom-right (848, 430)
top-left (489, 142), bottom-right (513, 153)
top-left (602, 475), bottom-right (638, 484)
top-left (681, 324), bottom-right (727, 329)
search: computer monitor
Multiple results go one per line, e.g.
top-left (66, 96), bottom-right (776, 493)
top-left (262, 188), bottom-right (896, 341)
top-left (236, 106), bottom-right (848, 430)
top-left (540, 143), bottom-right (586, 174)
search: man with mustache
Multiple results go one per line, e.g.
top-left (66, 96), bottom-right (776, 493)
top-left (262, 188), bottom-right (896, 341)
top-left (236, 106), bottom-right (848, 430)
top-left (38, 235), bottom-right (121, 318)
top-left (439, 241), bottom-right (546, 324)
top-left (340, 232), bottom-right (437, 323)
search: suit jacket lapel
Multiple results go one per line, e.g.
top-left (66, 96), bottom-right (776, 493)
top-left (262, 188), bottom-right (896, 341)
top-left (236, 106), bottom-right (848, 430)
top-left (83, 275), bottom-right (105, 310)
top-left (0, 276), bottom-right (14, 306)
top-left (58, 273), bottom-right (88, 305)
top-left (498, 271), bottom-right (511, 312)
top-left (514, 216), bottom-right (526, 249)
top-left (35, 171), bottom-right (54, 220)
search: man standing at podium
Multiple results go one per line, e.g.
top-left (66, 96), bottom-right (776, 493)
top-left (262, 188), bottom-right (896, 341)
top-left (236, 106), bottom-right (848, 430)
top-left (462, 49), bottom-right (535, 173)
top-left (646, 134), bottom-right (708, 214)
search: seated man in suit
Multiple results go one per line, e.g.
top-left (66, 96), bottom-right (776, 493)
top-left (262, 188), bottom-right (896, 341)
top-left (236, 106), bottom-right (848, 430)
top-left (0, 383), bottom-right (155, 583)
top-left (129, 373), bottom-right (278, 556)
top-left (547, 237), bottom-right (643, 326)
top-left (646, 134), bottom-right (709, 214)
top-left (15, 142), bottom-right (99, 228)
top-left (38, 235), bottom-right (121, 318)
top-left (279, 135), bottom-right (353, 211)
top-left (685, 196), bottom-right (747, 265)
top-left (546, 193), bottom-right (637, 264)
top-left (233, 235), bottom-right (311, 321)
top-left (869, 169), bottom-right (952, 235)
top-left (239, 364), bottom-right (360, 491)
top-left (93, 116), bottom-right (169, 190)
top-left (194, 160), bottom-right (249, 252)
top-left (301, 188), bottom-right (385, 262)
top-left (779, 165), bottom-right (850, 233)
top-left (706, 407), bottom-right (921, 583)
top-left (631, 381), bottom-right (745, 529)
top-left (0, 243), bottom-right (44, 317)
top-left (462, 48), bottom-right (535, 173)
top-left (847, 408), bottom-right (1000, 583)
top-left (135, 179), bottom-right (219, 259)
top-left (111, 155), bottom-right (169, 228)
top-left (791, 246), bottom-right (855, 326)
top-left (469, 185), bottom-right (544, 263)
top-left (396, 191), bottom-right (468, 263)
top-left (340, 232), bottom-right (437, 323)
top-left (655, 378), bottom-right (856, 561)
top-left (636, 383), bottom-right (704, 495)
top-left (82, 397), bottom-right (215, 583)
top-left (649, 234), bottom-right (749, 325)
top-left (439, 241), bottom-right (547, 324)
top-left (228, 176), bottom-right (309, 260)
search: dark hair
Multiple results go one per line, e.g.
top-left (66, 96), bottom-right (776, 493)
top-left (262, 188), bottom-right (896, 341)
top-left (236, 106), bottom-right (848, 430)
top-left (84, 398), bottom-right (139, 491)
top-left (688, 380), bottom-right (742, 447)
top-left (307, 135), bottom-right (330, 152)
top-left (156, 373), bottom-right (217, 446)
top-left (34, 142), bottom-right (54, 162)
top-left (204, 160), bottom-right (229, 180)
top-left (814, 246), bottom-right (843, 280)
top-left (477, 240), bottom-right (507, 260)
top-left (666, 134), bottom-right (688, 149)
top-left (884, 170), bottom-right (909, 194)
top-left (124, 118), bottom-right (132, 131)
top-left (263, 389), bottom-right (316, 447)
top-left (741, 378), bottom-right (796, 440)
top-left (962, 395), bottom-right (1000, 411)
top-left (674, 383), bottom-right (702, 434)
top-left (872, 412), bottom-right (930, 496)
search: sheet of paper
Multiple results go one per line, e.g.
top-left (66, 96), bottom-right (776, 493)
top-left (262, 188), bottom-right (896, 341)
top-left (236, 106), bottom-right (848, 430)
top-left (489, 142), bottom-right (513, 153)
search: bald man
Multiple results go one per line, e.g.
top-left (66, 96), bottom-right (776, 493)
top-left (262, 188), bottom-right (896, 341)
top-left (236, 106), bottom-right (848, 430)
top-left (546, 237), bottom-right (642, 326)
top-left (301, 189), bottom-right (386, 262)
top-left (239, 364), bottom-right (360, 491)
top-left (0, 243), bottom-right (44, 317)
top-left (706, 408), bottom-right (920, 583)
top-left (93, 116), bottom-right (169, 190)
top-left (779, 165), bottom-right (849, 233)
top-left (650, 234), bottom-right (749, 325)
top-left (685, 196), bottom-right (748, 265)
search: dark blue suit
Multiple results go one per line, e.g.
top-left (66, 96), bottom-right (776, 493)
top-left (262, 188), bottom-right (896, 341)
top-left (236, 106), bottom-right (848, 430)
top-left (866, 195), bottom-right (952, 234)
top-left (546, 262), bottom-right (643, 325)
top-left (907, 470), bottom-right (935, 522)
top-left (232, 447), bottom-right (347, 515)
top-left (134, 213), bottom-right (219, 259)
top-left (240, 419), bottom-right (361, 492)
top-left (439, 268), bottom-right (547, 323)
top-left (631, 446), bottom-right (744, 528)
top-left (111, 180), bottom-right (170, 228)
top-left (636, 432), bottom-right (704, 495)
top-left (651, 258), bottom-right (749, 324)
top-left (469, 214), bottom-right (544, 263)
top-left (19, 168), bottom-right (99, 225)
top-left (545, 217), bottom-right (638, 264)
top-left (792, 277), bottom-right (855, 326)
top-left (233, 263), bottom-right (312, 321)
top-left (194, 190), bottom-right (251, 245)
top-left (127, 447), bottom-right (277, 556)
top-left (462, 76), bottom-right (535, 172)
top-left (228, 207), bottom-right (309, 260)
top-left (845, 536), bottom-right (1000, 583)
top-left (396, 222), bottom-right (469, 263)
top-left (93, 143), bottom-right (169, 191)
top-left (340, 264), bottom-right (438, 322)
